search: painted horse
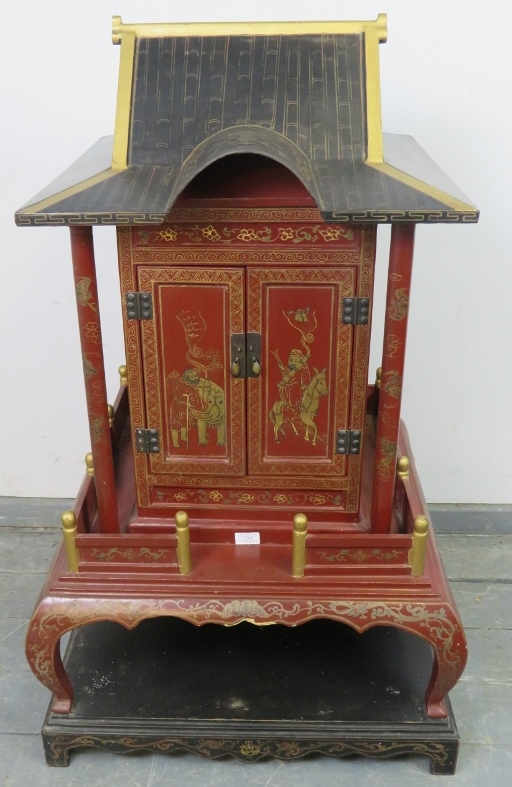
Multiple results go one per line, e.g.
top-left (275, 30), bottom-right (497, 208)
top-left (269, 367), bottom-right (328, 445)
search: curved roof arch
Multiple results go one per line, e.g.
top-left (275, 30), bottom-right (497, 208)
top-left (165, 125), bottom-right (321, 212)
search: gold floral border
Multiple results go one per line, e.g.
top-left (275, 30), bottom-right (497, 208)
top-left (134, 223), bottom-right (357, 248)
top-left (153, 488), bottom-right (346, 508)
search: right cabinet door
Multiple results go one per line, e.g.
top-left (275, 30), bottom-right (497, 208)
top-left (247, 267), bottom-right (367, 493)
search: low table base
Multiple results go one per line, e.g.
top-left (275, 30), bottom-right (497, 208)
top-left (42, 616), bottom-right (459, 774)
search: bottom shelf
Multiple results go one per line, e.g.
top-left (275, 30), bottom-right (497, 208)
top-left (42, 617), bottom-right (459, 774)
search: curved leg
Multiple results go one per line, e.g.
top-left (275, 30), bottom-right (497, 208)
top-left (25, 597), bottom-right (76, 713)
top-left (425, 606), bottom-right (468, 718)
top-left (322, 600), bottom-right (467, 720)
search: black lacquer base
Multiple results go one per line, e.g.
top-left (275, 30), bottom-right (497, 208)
top-left (42, 618), bottom-right (459, 774)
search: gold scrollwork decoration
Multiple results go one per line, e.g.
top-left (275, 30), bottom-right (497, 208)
top-left (376, 438), bottom-right (397, 480)
top-left (387, 288), bottom-right (409, 320)
top-left (75, 278), bottom-right (98, 314)
top-left (46, 734), bottom-right (450, 768)
top-left (239, 741), bottom-right (262, 757)
top-left (90, 417), bottom-right (105, 444)
top-left (91, 547), bottom-right (170, 562)
top-left (382, 370), bottom-right (402, 398)
top-left (85, 321), bottom-right (101, 344)
top-left (318, 549), bottom-right (401, 563)
top-left (385, 334), bottom-right (402, 358)
top-left (82, 357), bottom-right (98, 378)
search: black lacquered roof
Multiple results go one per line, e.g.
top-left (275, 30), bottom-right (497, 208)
top-left (15, 20), bottom-right (478, 227)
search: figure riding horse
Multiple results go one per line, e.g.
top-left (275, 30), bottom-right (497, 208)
top-left (269, 309), bottom-right (328, 445)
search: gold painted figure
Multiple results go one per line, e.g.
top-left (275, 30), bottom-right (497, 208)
top-left (269, 308), bottom-right (328, 446)
top-left (169, 310), bottom-right (225, 449)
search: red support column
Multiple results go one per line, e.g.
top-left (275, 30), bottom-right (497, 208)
top-left (371, 224), bottom-right (416, 533)
top-left (70, 226), bottom-right (119, 533)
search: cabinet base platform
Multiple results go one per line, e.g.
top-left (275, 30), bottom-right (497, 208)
top-left (42, 616), bottom-right (459, 774)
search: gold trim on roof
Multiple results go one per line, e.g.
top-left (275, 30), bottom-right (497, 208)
top-left (112, 32), bottom-right (136, 170)
top-left (19, 168), bottom-right (116, 216)
top-left (364, 27), bottom-right (385, 163)
top-left (368, 161), bottom-right (477, 213)
top-left (112, 14), bottom-right (387, 42)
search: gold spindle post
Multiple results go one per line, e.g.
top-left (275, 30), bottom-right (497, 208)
top-left (375, 366), bottom-right (382, 389)
top-left (397, 456), bottom-right (410, 480)
top-left (292, 513), bottom-right (308, 578)
top-left (107, 404), bottom-right (115, 428)
top-left (118, 365), bottom-right (128, 386)
top-left (408, 515), bottom-right (429, 577)
top-left (85, 452), bottom-right (94, 476)
top-left (61, 511), bottom-right (80, 573)
top-left (175, 510), bottom-right (192, 575)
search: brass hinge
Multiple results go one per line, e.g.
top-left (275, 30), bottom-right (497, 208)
top-left (335, 429), bottom-right (362, 455)
top-left (230, 333), bottom-right (262, 379)
top-left (341, 297), bottom-right (370, 325)
top-left (135, 428), bottom-right (160, 453)
top-left (125, 292), bottom-right (153, 320)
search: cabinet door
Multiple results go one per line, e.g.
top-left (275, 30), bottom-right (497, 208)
top-left (247, 268), bottom-right (359, 479)
top-left (139, 267), bottom-right (245, 477)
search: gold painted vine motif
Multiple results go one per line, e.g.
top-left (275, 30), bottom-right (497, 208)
top-left (318, 549), bottom-right (401, 563)
top-left (30, 598), bottom-right (464, 671)
top-left (26, 596), bottom-right (465, 714)
top-left (136, 224), bottom-right (355, 246)
top-left (91, 547), bottom-right (170, 562)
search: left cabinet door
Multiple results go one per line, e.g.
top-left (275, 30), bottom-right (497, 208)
top-left (136, 267), bottom-right (246, 483)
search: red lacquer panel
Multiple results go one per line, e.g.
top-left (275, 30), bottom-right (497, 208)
top-left (247, 268), bottom-right (356, 478)
top-left (139, 267), bottom-right (245, 477)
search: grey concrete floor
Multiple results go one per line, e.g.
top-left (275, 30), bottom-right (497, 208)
top-left (0, 527), bottom-right (510, 785)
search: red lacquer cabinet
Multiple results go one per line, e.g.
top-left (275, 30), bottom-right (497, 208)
top-left (120, 205), bottom-right (375, 526)
top-left (17, 15), bottom-right (479, 772)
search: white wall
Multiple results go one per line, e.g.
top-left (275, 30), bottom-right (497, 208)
top-left (1, 1), bottom-right (510, 503)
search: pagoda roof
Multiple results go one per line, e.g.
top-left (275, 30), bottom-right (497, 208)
top-left (15, 16), bottom-right (478, 227)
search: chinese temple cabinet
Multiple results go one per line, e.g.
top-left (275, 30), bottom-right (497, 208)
top-left (16, 15), bottom-right (478, 773)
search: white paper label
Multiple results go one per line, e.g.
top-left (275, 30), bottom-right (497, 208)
top-left (235, 532), bottom-right (261, 545)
